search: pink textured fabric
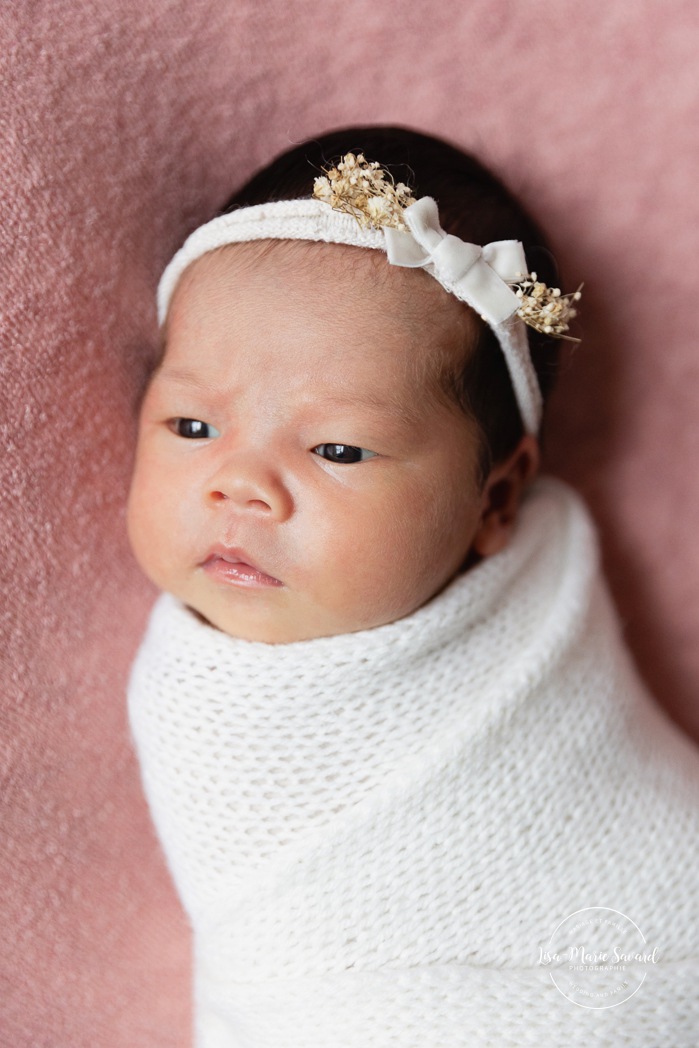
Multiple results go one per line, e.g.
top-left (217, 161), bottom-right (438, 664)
top-left (2, 2), bottom-right (699, 1044)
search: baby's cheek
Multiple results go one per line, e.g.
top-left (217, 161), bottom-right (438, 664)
top-left (125, 482), bottom-right (155, 579)
top-left (377, 479), bottom-right (476, 598)
top-left (335, 499), bottom-right (430, 617)
top-left (126, 462), bottom-right (176, 584)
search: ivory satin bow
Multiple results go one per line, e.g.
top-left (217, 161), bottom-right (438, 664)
top-left (383, 196), bottom-right (542, 434)
top-left (384, 197), bottom-right (527, 327)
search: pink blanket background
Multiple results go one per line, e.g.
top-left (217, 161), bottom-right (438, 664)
top-left (3, 1), bottom-right (699, 1043)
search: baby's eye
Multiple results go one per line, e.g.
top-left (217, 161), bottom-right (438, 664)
top-left (312, 444), bottom-right (377, 464)
top-left (169, 418), bottom-right (220, 439)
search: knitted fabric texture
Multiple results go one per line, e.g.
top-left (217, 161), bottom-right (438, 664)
top-left (127, 476), bottom-right (699, 1047)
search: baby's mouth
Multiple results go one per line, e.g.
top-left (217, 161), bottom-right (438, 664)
top-left (200, 545), bottom-right (283, 588)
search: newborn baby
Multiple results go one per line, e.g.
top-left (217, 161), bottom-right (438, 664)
top-left (126, 126), bottom-right (699, 1047)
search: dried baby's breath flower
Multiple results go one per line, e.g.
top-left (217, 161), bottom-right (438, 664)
top-left (512, 273), bottom-right (583, 341)
top-left (313, 152), bottom-right (417, 231)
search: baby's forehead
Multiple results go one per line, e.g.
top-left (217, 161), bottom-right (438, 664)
top-left (164, 238), bottom-right (476, 411)
top-left (179, 237), bottom-right (472, 344)
top-left (186, 239), bottom-right (401, 315)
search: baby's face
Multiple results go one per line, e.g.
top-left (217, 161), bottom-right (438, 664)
top-left (127, 239), bottom-right (488, 643)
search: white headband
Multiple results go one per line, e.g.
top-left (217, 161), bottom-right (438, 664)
top-left (157, 195), bottom-right (543, 434)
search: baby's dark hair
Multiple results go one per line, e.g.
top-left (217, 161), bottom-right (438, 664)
top-left (220, 125), bottom-right (562, 486)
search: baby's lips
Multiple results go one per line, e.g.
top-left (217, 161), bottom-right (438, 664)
top-left (200, 543), bottom-right (283, 586)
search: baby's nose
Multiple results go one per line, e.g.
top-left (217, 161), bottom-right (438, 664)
top-left (207, 456), bottom-right (293, 521)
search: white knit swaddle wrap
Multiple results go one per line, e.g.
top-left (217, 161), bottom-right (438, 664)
top-left (128, 477), bottom-right (699, 1047)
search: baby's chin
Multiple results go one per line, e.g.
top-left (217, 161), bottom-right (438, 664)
top-left (177, 582), bottom-right (458, 646)
top-left (181, 589), bottom-right (313, 645)
top-left (162, 549), bottom-right (481, 644)
top-left (180, 598), bottom-right (372, 645)
top-left (184, 604), bottom-right (288, 644)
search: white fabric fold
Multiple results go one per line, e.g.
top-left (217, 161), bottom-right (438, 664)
top-left (127, 476), bottom-right (699, 1046)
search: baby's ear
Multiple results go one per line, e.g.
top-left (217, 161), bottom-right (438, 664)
top-left (470, 434), bottom-right (540, 558)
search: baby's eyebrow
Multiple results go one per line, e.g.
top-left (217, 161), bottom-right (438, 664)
top-left (321, 391), bottom-right (423, 429)
top-left (154, 365), bottom-right (424, 428)
top-left (154, 365), bottom-right (221, 395)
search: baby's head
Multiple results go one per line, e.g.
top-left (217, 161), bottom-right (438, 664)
top-left (127, 126), bottom-right (568, 643)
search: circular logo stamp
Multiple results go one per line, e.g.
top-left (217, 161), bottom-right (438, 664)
top-left (538, 907), bottom-right (659, 1008)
